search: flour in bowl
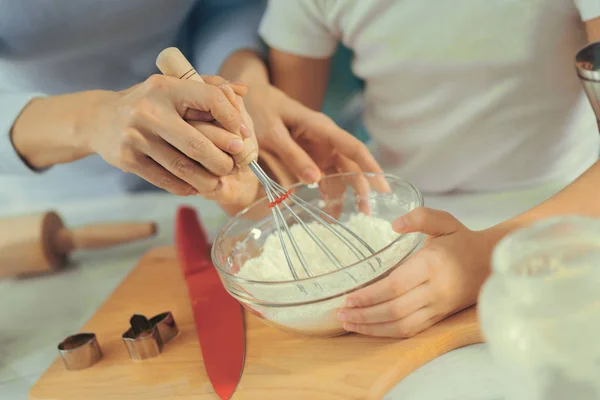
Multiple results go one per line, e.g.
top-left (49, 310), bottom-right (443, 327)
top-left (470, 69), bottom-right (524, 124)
top-left (233, 212), bottom-right (422, 335)
top-left (236, 212), bottom-right (400, 281)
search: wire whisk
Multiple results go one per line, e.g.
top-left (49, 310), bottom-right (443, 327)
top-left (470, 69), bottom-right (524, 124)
top-left (156, 47), bottom-right (378, 286)
top-left (249, 161), bottom-right (379, 284)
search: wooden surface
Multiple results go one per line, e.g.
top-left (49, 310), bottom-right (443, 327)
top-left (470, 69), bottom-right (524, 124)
top-left (30, 246), bottom-right (483, 400)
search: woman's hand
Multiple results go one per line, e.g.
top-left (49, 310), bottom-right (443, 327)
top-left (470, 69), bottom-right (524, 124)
top-left (86, 74), bottom-right (255, 198)
top-left (200, 89), bottom-right (261, 215)
top-left (12, 74), bottom-right (255, 200)
top-left (337, 207), bottom-right (495, 338)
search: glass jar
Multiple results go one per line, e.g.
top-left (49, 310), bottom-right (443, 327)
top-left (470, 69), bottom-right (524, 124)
top-left (479, 216), bottom-right (600, 400)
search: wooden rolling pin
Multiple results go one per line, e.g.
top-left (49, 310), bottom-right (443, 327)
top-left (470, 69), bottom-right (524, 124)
top-left (0, 211), bottom-right (157, 278)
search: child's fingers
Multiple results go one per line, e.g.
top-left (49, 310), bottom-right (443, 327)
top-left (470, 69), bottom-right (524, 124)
top-left (318, 164), bottom-right (345, 220)
top-left (283, 107), bottom-right (382, 176)
top-left (342, 307), bottom-right (439, 338)
top-left (344, 252), bottom-right (429, 308)
top-left (337, 283), bottom-right (430, 324)
top-left (320, 121), bottom-right (388, 192)
top-left (267, 120), bottom-right (322, 184)
top-left (334, 154), bottom-right (372, 215)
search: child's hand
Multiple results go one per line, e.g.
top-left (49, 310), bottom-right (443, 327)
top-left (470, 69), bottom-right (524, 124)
top-left (244, 83), bottom-right (382, 184)
top-left (337, 207), bottom-right (494, 338)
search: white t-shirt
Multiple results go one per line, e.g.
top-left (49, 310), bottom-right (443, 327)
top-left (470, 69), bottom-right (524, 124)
top-left (259, 0), bottom-right (600, 194)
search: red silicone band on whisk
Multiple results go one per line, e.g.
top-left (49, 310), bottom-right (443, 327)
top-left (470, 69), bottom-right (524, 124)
top-left (268, 189), bottom-right (293, 208)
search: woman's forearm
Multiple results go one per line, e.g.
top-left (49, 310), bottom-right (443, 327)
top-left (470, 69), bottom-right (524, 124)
top-left (10, 91), bottom-right (110, 170)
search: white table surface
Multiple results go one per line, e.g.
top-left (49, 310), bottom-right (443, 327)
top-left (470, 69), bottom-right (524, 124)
top-left (0, 180), bottom-right (567, 400)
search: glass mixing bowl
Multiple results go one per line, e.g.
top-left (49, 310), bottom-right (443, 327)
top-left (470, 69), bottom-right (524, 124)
top-left (211, 172), bottom-right (424, 337)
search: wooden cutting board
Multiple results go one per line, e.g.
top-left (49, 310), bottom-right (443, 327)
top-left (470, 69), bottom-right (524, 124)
top-left (30, 246), bottom-right (483, 400)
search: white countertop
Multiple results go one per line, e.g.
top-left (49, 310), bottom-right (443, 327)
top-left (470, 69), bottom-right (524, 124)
top-left (0, 180), bottom-right (567, 400)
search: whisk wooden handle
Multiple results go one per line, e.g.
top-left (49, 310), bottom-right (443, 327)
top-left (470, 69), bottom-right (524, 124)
top-left (155, 47), bottom-right (258, 167)
top-left (155, 47), bottom-right (199, 81)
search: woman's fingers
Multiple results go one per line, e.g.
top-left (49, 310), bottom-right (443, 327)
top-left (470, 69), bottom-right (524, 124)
top-left (183, 109), bottom-right (214, 122)
top-left (344, 254), bottom-right (429, 307)
top-left (124, 151), bottom-right (196, 196)
top-left (205, 90), bottom-right (254, 142)
top-left (192, 121), bottom-right (257, 168)
top-left (201, 75), bottom-right (249, 97)
top-left (338, 283), bottom-right (430, 324)
top-left (235, 94), bottom-right (256, 140)
top-left (218, 84), bottom-right (243, 113)
top-left (100, 74), bottom-right (257, 202)
top-left (148, 116), bottom-right (236, 176)
top-left (158, 76), bottom-right (248, 138)
top-left (343, 307), bottom-right (439, 338)
top-left (182, 86), bottom-right (245, 122)
top-left (188, 121), bottom-right (245, 154)
top-left (144, 136), bottom-right (223, 195)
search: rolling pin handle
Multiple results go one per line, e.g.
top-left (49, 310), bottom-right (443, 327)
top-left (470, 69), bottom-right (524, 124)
top-left (53, 222), bottom-right (158, 254)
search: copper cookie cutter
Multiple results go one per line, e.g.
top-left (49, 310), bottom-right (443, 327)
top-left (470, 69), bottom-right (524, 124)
top-left (122, 311), bottom-right (179, 360)
top-left (58, 333), bottom-right (103, 370)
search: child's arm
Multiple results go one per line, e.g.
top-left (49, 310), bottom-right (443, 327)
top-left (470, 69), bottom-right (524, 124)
top-left (259, 0), bottom-right (338, 111)
top-left (339, 159), bottom-right (600, 338)
top-left (332, 4), bottom-right (600, 339)
top-left (269, 49), bottom-right (331, 112)
top-left (585, 15), bottom-right (600, 42)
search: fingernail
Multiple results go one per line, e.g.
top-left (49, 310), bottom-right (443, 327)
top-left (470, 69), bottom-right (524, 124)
top-left (392, 216), bottom-right (407, 232)
top-left (345, 299), bottom-right (357, 308)
top-left (240, 124), bottom-right (252, 139)
top-left (228, 138), bottom-right (244, 153)
top-left (301, 168), bottom-right (321, 184)
top-left (337, 311), bottom-right (348, 321)
top-left (377, 177), bottom-right (393, 193)
top-left (343, 323), bottom-right (356, 332)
